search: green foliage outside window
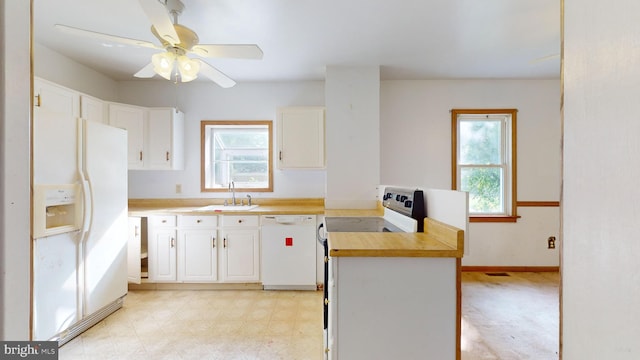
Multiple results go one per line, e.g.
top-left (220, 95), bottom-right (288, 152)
top-left (459, 120), bottom-right (504, 214)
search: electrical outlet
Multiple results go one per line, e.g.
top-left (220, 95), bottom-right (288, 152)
top-left (175, 184), bottom-right (182, 194)
top-left (548, 236), bottom-right (556, 249)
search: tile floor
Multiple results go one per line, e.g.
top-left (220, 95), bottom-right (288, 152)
top-left (59, 272), bottom-right (559, 359)
top-left (59, 290), bottom-right (324, 359)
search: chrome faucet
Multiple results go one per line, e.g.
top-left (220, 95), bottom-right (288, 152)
top-left (246, 194), bottom-right (252, 206)
top-left (229, 181), bottom-right (236, 205)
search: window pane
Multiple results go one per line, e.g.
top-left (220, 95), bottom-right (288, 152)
top-left (460, 167), bottom-right (504, 213)
top-left (202, 121), bottom-right (272, 191)
top-left (459, 120), bottom-right (501, 165)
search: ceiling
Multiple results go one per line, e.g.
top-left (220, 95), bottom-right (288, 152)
top-left (33, 0), bottom-right (560, 83)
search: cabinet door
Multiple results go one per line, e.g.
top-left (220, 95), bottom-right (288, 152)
top-left (34, 78), bottom-right (79, 118)
top-left (148, 227), bottom-right (177, 282)
top-left (148, 108), bottom-right (184, 170)
top-left (108, 103), bottom-right (145, 169)
top-left (277, 107), bottom-right (325, 169)
top-left (178, 229), bottom-right (217, 282)
top-left (222, 229), bottom-right (260, 282)
top-left (127, 217), bottom-right (142, 284)
top-left (80, 95), bottom-right (106, 124)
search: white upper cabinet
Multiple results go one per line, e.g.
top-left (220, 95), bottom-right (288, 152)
top-left (80, 95), bottom-right (106, 124)
top-left (148, 108), bottom-right (184, 170)
top-left (34, 78), bottom-right (79, 118)
top-left (108, 103), bottom-right (146, 169)
top-left (277, 106), bottom-right (325, 169)
top-left (108, 104), bottom-right (184, 170)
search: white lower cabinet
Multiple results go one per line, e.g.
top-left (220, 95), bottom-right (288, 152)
top-left (127, 216), bottom-right (143, 284)
top-left (177, 215), bottom-right (218, 282)
top-left (147, 214), bottom-right (261, 283)
top-left (148, 216), bottom-right (177, 282)
top-left (220, 215), bottom-right (260, 282)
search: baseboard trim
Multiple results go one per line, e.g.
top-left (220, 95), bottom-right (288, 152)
top-left (462, 266), bottom-right (559, 273)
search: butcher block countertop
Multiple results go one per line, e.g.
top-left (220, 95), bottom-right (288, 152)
top-left (128, 198), bottom-right (464, 258)
top-left (328, 217), bottom-right (464, 258)
top-left (128, 198), bottom-right (325, 216)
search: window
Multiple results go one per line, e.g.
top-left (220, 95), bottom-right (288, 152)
top-left (451, 109), bottom-right (517, 222)
top-left (201, 120), bottom-right (273, 192)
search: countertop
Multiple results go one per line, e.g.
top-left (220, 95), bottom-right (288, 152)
top-left (128, 198), bottom-right (325, 217)
top-left (128, 198), bottom-right (464, 258)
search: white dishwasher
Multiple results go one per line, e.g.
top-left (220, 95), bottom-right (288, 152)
top-left (261, 215), bottom-right (317, 290)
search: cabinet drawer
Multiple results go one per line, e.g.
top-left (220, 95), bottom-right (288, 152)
top-left (148, 215), bottom-right (176, 227)
top-left (178, 215), bottom-right (218, 227)
top-left (221, 215), bottom-right (259, 227)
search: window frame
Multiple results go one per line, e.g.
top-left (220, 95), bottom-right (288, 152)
top-left (451, 109), bottom-right (518, 223)
top-left (200, 120), bottom-right (273, 193)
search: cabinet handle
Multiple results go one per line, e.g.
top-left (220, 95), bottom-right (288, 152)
top-left (134, 225), bottom-right (140, 237)
top-left (212, 236), bottom-right (216, 248)
top-left (324, 298), bottom-right (329, 305)
top-left (223, 237), bottom-right (227, 248)
top-left (35, 94), bottom-right (41, 107)
top-left (197, 219), bottom-right (202, 223)
top-left (166, 151), bottom-right (170, 161)
top-left (139, 151), bottom-right (143, 161)
top-left (279, 151), bottom-right (282, 160)
top-left (170, 237), bottom-right (175, 248)
top-left (238, 219), bottom-right (243, 224)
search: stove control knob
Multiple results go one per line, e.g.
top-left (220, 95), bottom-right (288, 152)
top-left (400, 195), bottom-right (408, 202)
top-left (396, 194), bottom-right (401, 201)
top-left (404, 200), bottom-right (413, 208)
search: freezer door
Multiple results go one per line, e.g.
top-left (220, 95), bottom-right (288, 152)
top-left (82, 120), bottom-right (128, 315)
top-left (32, 234), bottom-right (80, 340)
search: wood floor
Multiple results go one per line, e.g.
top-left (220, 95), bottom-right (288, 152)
top-left (461, 271), bottom-right (560, 360)
top-left (58, 272), bottom-right (559, 359)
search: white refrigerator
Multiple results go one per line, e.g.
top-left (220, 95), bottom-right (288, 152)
top-left (32, 109), bottom-right (128, 344)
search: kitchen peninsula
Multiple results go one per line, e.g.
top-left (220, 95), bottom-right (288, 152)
top-left (326, 216), bottom-right (464, 360)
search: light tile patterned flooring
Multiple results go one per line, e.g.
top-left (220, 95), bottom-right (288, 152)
top-left (59, 272), bottom-right (559, 359)
top-left (59, 290), bottom-right (324, 359)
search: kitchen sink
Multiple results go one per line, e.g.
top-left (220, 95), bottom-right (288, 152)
top-left (196, 204), bottom-right (259, 211)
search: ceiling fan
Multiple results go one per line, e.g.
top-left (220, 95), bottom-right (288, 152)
top-left (55, 0), bottom-right (263, 88)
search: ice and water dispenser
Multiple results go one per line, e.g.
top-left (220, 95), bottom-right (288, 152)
top-left (33, 184), bottom-right (82, 238)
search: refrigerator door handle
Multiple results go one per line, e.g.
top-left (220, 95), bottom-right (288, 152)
top-left (80, 179), bottom-right (92, 235)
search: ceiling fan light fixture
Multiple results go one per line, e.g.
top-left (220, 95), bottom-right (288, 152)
top-left (152, 52), bottom-right (176, 80)
top-left (177, 55), bottom-right (200, 82)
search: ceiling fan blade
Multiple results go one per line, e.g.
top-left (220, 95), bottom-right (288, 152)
top-left (191, 44), bottom-right (263, 59)
top-left (55, 24), bottom-right (160, 49)
top-left (134, 62), bottom-right (157, 78)
top-left (138, 0), bottom-right (181, 45)
top-left (197, 60), bottom-right (236, 88)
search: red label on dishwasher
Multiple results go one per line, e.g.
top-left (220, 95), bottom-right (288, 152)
top-left (285, 237), bottom-right (293, 246)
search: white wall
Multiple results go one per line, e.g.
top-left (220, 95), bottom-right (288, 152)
top-left (1, 0), bottom-right (31, 340)
top-left (381, 80), bottom-right (561, 266)
top-left (325, 66), bottom-right (380, 209)
top-left (34, 44), bottom-right (118, 101)
top-left (116, 80), bottom-right (326, 199)
top-left (563, 1), bottom-right (640, 358)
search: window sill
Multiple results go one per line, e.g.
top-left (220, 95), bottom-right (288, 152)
top-left (469, 216), bottom-right (520, 223)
